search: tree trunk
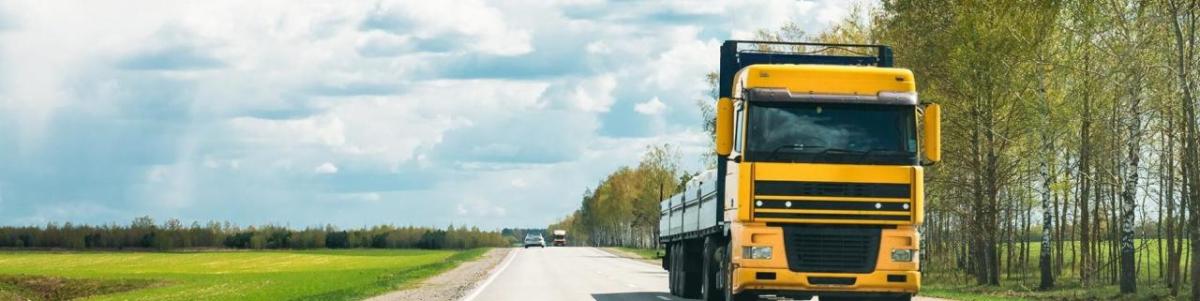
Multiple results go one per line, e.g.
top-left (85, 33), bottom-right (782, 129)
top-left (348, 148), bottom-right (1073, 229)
top-left (1079, 89), bottom-right (1094, 286)
top-left (1119, 71), bottom-right (1143, 294)
top-left (1038, 67), bottom-right (1055, 290)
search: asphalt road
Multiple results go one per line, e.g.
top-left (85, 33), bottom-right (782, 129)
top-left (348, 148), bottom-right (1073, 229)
top-left (461, 247), bottom-right (948, 301)
top-left (464, 247), bottom-right (685, 301)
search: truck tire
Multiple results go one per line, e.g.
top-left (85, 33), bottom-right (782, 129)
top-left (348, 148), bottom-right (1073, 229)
top-left (661, 245), bottom-right (670, 270)
top-left (680, 240), bottom-right (703, 298)
top-left (668, 243), bottom-right (680, 296)
top-left (702, 236), bottom-right (724, 301)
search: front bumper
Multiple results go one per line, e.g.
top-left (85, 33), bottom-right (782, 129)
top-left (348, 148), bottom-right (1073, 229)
top-left (734, 268), bottom-right (919, 294)
top-left (730, 222), bottom-right (921, 295)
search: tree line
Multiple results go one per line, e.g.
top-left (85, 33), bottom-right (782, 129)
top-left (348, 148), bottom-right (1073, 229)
top-left (548, 145), bottom-right (685, 249)
top-left (813, 0), bottom-right (1199, 297)
top-left (0, 216), bottom-right (507, 250)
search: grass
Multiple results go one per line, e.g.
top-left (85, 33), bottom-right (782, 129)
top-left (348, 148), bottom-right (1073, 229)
top-left (922, 238), bottom-right (1195, 300)
top-left (921, 282), bottom-right (1187, 301)
top-left (0, 248), bottom-right (488, 301)
top-left (614, 239), bottom-right (1196, 300)
top-left (613, 247), bottom-right (662, 260)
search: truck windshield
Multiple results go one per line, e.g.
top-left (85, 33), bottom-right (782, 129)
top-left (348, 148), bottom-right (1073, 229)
top-left (743, 102), bottom-right (918, 165)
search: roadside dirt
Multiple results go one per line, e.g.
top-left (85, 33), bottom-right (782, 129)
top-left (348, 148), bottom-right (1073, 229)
top-left (366, 248), bottom-right (512, 301)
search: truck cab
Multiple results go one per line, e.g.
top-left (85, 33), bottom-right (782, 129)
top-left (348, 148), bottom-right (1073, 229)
top-left (552, 230), bottom-right (567, 246)
top-left (660, 41), bottom-right (941, 301)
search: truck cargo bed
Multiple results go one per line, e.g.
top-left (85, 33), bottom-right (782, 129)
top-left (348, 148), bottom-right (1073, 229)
top-left (659, 170), bottom-right (720, 242)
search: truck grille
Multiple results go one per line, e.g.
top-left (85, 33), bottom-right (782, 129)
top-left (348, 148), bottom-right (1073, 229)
top-left (753, 181), bottom-right (913, 224)
top-left (782, 226), bottom-right (880, 273)
top-left (755, 181), bottom-right (910, 198)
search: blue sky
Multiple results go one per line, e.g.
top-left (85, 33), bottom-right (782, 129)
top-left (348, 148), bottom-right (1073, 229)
top-left (0, 0), bottom-right (859, 229)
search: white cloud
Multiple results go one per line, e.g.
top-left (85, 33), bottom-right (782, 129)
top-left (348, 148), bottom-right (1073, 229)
top-left (364, 0), bottom-right (532, 55)
top-left (511, 178), bottom-right (528, 188)
top-left (455, 199), bottom-right (507, 217)
top-left (634, 97), bottom-right (667, 115)
top-left (0, 0), bottom-right (856, 228)
top-left (314, 162), bottom-right (339, 174)
top-left (330, 192), bottom-right (381, 203)
top-left (570, 74), bottom-right (618, 112)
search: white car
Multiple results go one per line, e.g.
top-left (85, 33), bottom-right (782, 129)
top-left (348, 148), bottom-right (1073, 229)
top-left (523, 234), bottom-right (546, 248)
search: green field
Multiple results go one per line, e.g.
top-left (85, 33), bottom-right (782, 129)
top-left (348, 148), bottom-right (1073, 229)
top-left (0, 248), bottom-right (486, 301)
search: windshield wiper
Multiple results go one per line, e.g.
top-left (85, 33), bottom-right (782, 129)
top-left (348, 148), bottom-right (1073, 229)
top-left (856, 148), bottom-right (913, 163)
top-left (767, 144), bottom-right (825, 161)
top-left (817, 147), bottom-right (862, 155)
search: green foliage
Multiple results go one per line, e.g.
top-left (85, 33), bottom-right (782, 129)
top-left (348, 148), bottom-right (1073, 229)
top-left (710, 0), bottom-right (1200, 297)
top-left (0, 248), bottom-right (485, 301)
top-left (0, 217), bottom-right (507, 251)
top-left (550, 144), bottom-right (683, 248)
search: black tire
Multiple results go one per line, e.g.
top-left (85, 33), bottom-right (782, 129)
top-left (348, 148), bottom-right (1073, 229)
top-left (668, 243), bottom-right (680, 296)
top-left (721, 240), bottom-right (757, 301)
top-left (661, 245), bottom-right (670, 270)
top-left (680, 240), bottom-right (702, 298)
top-left (702, 237), bottom-right (723, 301)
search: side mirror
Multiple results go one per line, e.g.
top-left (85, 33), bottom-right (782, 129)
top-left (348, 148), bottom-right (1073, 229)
top-left (922, 103), bottom-right (942, 164)
top-left (715, 98), bottom-right (734, 156)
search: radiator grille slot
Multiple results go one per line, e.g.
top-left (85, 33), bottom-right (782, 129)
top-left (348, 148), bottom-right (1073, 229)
top-left (782, 226), bottom-right (880, 273)
top-left (752, 181), bottom-right (913, 224)
top-left (808, 277), bottom-right (856, 285)
top-left (755, 181), bottom-right (910, 198)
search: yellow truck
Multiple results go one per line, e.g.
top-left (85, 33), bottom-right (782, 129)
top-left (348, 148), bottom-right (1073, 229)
top-left (659, 40), bottom-right (941, 301)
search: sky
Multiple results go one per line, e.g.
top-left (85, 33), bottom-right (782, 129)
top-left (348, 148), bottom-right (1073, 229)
top-left (0, 0), bottom-right (859, 229)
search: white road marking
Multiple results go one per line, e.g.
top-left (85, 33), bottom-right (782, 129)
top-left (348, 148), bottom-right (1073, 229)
top-left (657, 296), bottom-right (672, 300)
top-left (460, 249), bottom-right (518, 301)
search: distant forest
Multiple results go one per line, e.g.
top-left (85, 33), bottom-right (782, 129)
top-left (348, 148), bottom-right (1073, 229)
top-left (0, 216), bottom-right (508, 250)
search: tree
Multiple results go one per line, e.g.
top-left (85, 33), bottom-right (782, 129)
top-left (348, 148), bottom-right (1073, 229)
top-left (1162, 0), bottom-right (1200, 298)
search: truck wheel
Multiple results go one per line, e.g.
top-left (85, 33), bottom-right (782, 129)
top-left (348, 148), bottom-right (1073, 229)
top-left (661, 245), bottom-right (670, 270)
top-left (702, 237), bottom-right (724, 301)
top-left (668, 243), bottom-right (678, 296)
top-left (720, 241), bottom-right (756, 301)
top-left (680, 240), bottom-right (703, 298)
top-left (672, 243), bottom-right (684, 297)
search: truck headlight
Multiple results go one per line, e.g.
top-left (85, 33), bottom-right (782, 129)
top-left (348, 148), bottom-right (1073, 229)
top-left (891, 249), bottom-right (915, 262)
top-left (743, 246), bottom-right (772, 260)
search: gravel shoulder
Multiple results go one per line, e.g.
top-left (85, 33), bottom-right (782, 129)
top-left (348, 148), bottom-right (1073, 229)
top-left (365, 248), bottom-right (512, 301)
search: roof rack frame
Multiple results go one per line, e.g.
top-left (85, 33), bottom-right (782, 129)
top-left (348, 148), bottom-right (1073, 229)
top-left (718, 40), bottom-right (894, 98)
